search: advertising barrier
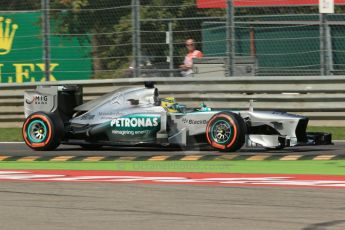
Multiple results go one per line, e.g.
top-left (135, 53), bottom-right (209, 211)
top-left (0, 12), bottom-right (92, 83)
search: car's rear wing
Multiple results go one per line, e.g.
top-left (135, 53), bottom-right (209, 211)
top-left (24, 85), bottom-right (82, 121)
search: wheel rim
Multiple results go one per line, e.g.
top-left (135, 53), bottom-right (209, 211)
top-left (210, 120), bottom-right (232, 144)
top-left (27, 120), bottom-right (48, 143)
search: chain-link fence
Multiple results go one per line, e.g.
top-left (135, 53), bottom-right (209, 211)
top-left (234, 8), bottom-right (345, 76)
top-left (1, 1), bottom-right (345, 83)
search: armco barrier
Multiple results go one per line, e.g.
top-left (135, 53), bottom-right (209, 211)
top-left (1, 76), bottom-right (345, 128)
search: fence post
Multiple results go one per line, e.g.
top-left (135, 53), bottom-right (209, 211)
top-left (320, 13), bottom-right (329, 76)
top-left (226, 0), bottom-right (235, 77)
top-left (132, 0), bottom-right (141, 78)
top-left (326, 24), bottom-right (333, 75)
top-left (168, 21), bottom-right (174, 77)
top-left (41, 0), bottom-right (50, 81)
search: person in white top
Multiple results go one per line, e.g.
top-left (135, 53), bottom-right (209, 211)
top-left (179, 39), bottom-right (203, 77)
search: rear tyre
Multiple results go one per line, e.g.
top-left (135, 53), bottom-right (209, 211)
top-left (206, 112), bottom-right (246, 152)
top-left (22, 112), bottom-right (64, 151)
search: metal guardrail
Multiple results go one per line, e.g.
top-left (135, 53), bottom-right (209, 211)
top-left (1, 76), bottom-right (345, 128)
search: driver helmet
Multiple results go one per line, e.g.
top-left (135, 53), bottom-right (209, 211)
top-left (161, 97), bottom-right (178, 113)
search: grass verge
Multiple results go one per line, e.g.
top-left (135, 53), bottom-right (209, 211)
top-left (1, 126), bottom-right (345, 142)
top-left (0, 160), bottom-right (344, 175)
top-left (0, 128), bottom-right (22, 142)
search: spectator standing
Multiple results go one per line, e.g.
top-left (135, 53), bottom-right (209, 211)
top-left (180, 39), bottom-right (203, 77)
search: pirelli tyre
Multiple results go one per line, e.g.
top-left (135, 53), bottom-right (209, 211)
top-left (22, 112), bottom-right (64, 151)
top-left (206, 112), bottom-right (246, 152)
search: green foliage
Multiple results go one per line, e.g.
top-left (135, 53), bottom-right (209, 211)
top-left (49, 0), bottom-right (227, 78)
top-left (0, 1), bottom-right (40, 10)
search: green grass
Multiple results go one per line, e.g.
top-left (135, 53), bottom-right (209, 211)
top-left (0, 126), bottom-right (344, 142)
top-left (0, 128), bottom-right (22, 142)
top-left (0, 160), bottom-right (344, 175)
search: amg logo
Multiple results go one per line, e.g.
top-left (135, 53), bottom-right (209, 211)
top-left (110, 118), bottom-right (159, 128)
top-left (25, 95), bottom-right (48, 105)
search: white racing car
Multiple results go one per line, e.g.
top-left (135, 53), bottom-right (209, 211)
top-left (22, 82), bottom-right (332, 151)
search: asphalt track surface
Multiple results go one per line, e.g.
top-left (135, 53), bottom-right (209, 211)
top-left (0, 181), bottom-right (344, 230)
top-left (0, 143), bottom-right (344, 230)
top-left (0, 141), bottom-right (345, 157)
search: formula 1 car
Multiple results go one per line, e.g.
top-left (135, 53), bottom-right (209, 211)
top-left (22, 82), bottom-right (332, 151)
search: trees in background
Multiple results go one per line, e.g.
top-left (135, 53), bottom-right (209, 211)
top-left (51, 0), bottom-right (224, 78)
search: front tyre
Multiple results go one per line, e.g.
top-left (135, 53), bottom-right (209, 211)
top-left (22, 112), bottom-right (64, 151)
top-left (206, 112), bottom-right (246, 152)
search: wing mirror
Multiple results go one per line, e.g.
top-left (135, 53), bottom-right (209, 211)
top-left (128, 99), bottom-right (139, 105)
